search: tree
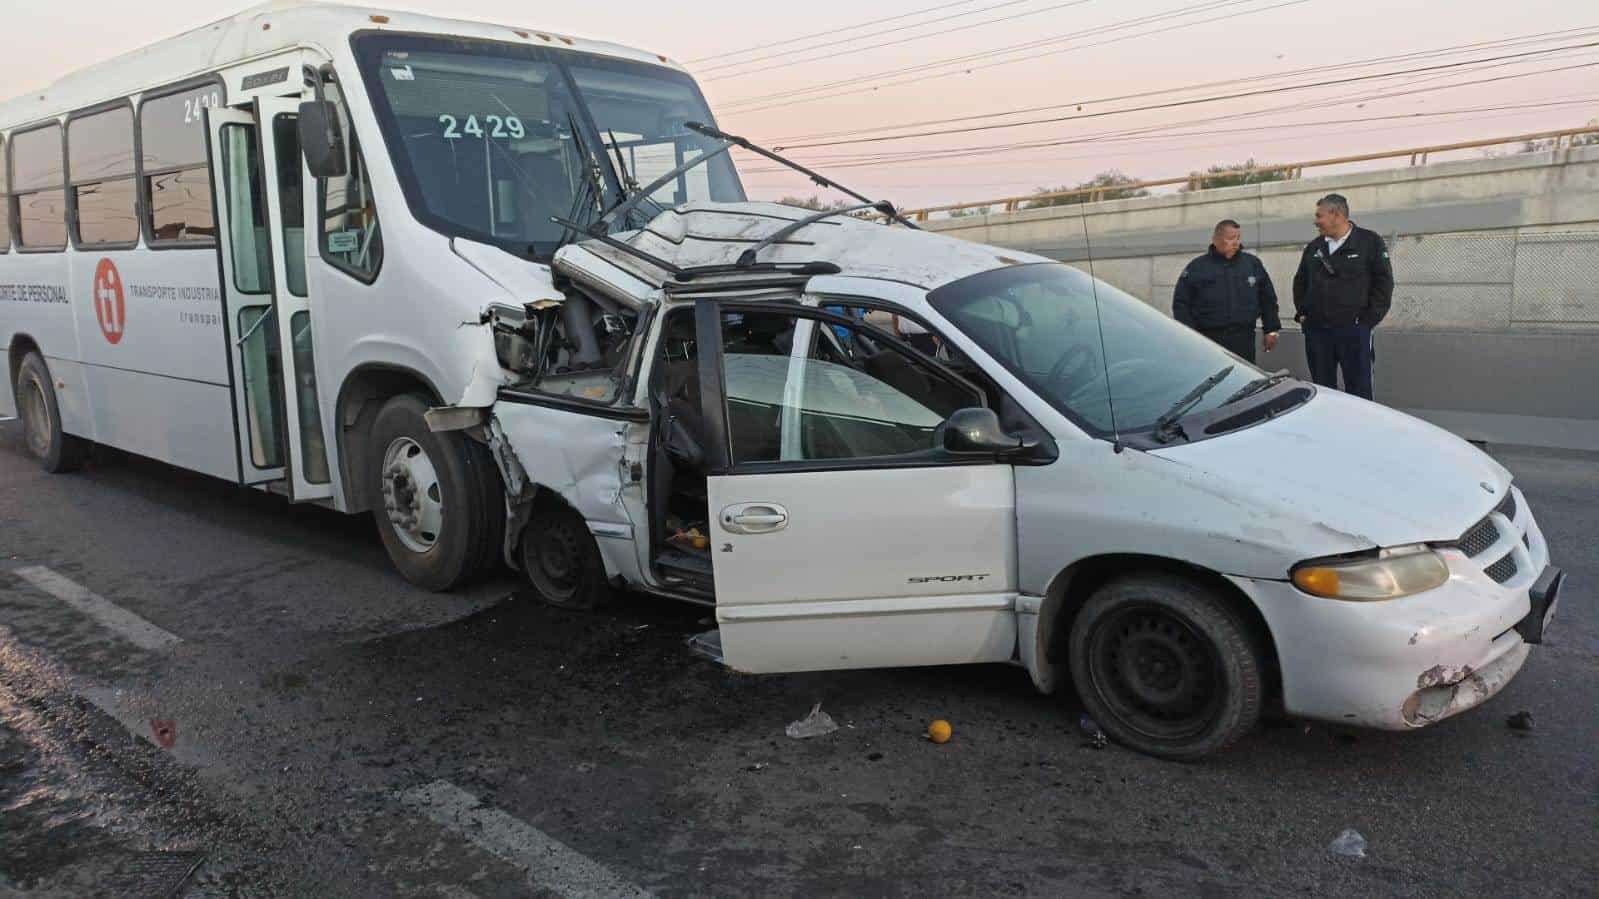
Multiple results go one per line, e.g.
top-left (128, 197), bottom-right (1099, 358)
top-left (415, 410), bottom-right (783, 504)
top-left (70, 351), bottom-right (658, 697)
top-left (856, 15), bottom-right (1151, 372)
top-left (1023, 170), bottom-right (1148, 209)
top-left (1182, 159), bottom-right (1290, 191)
top-left (1518, 119), bottom-right (1599, 154)
top-left (948, 205), bottom-right (992, 218)
top-left (777, 194), bottom-right (854, 212)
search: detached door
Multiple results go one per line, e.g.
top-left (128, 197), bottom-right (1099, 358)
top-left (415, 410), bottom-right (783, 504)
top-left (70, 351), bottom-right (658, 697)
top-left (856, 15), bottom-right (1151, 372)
top-left (700, 303), bottom-right (1019, 674)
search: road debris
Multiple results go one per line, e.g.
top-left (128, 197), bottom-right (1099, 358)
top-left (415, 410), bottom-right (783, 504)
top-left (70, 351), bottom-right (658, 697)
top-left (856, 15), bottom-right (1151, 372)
top-left (1078, 714), bottom-right (1107, 749)
top-left (1328, 829), bottom-right (1367, 858)
top-left (1506, 711), bottom-right (1534, 732)
top-left (926, 719), bottom-right (953, 744)
top-left (785, 703), bottom-right (839, 740)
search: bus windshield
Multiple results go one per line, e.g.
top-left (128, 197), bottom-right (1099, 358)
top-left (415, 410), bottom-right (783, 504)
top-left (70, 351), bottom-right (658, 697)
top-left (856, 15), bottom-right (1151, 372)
top-left (354, 34), bottom-right (745, 259)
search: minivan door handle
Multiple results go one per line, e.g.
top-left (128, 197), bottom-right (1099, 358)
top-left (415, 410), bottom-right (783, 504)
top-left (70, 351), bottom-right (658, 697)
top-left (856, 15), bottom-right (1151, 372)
top-left (721, 503), bottom-right (789, 535)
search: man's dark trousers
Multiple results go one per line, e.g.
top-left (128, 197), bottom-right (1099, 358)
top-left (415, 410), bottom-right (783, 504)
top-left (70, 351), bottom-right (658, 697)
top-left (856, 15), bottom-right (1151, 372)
top-left (1198, 324), bottom-right (1256, 363)
top-left (1304, 324), bottom-right (1374, 400)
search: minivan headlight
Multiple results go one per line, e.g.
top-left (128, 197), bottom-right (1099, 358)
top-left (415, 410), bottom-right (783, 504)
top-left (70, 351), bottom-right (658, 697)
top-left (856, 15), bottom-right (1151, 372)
top-left (1291, 546), bottom-right (1450, 601)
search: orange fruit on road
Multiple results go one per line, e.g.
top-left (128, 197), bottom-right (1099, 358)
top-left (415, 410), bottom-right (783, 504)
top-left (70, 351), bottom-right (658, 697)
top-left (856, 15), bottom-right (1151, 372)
top-left (927, 719), bottom-right (953, 744)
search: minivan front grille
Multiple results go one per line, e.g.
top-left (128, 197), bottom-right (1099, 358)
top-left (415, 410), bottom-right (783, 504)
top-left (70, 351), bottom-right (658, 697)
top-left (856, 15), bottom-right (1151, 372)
top-left (1458, 517), bottom-right (1501, 558)
top-left (1485, 553), bottom-right (1519, 584)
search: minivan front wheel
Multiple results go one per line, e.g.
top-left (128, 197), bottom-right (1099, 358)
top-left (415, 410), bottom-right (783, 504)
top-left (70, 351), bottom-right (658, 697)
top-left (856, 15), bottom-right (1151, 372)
top-left (1069, 574), bottom-right (1263, 760)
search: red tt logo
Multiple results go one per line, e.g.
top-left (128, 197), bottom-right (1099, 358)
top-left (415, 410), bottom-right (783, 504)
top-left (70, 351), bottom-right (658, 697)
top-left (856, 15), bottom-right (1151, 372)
top-left (93, 258), bottom-right (126, 345)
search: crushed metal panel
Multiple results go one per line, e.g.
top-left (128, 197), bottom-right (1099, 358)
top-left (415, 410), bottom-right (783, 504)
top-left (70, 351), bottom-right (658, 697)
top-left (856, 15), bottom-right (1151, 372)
top-left (490, 402), bottom-right (641, 582)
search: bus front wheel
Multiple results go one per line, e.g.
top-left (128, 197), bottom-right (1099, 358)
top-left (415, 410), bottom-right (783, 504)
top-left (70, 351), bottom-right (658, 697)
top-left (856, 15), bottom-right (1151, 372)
top-left (14, 352), bottom-right (88, 474)
top-left (369, 394), bottom-right (503, 591)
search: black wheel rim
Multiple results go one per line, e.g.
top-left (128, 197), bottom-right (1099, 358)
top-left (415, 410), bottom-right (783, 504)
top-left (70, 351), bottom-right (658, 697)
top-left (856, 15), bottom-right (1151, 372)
top-left (1086, 602), bottom-right (1226, 742)
top-left (528, 519), bottom-right (582, 601)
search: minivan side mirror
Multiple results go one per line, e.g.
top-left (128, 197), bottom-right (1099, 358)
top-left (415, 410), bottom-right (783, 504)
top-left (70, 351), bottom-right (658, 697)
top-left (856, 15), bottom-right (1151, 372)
top-left (942, 407), bottom-right (1034, 455)
top-left (298, 101), bottom-right (348, 178)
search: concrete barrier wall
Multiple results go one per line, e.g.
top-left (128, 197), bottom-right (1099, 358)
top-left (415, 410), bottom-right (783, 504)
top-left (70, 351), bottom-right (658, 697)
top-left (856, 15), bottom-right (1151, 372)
top-left (925, 146), bottom-right (1599, 450)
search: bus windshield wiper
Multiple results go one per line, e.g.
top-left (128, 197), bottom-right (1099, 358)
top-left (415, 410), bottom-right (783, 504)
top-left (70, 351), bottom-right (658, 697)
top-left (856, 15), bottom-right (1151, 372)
top-left (1152, 365), bottom-right (1235, 443)
top-left (735, 200), bottom-right (897, 268)
top-left (1221, 369), bottom-right (1293, 406)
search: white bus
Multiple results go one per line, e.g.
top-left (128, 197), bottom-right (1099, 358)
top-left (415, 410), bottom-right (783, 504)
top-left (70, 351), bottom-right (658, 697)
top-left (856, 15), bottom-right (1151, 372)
top-left (1, 1), bottom-right (745, 590)
top-left (3, 2), bottom-right (1560, 758)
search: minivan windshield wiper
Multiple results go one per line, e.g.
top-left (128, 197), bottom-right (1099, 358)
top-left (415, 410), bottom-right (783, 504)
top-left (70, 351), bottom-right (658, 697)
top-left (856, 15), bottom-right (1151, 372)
top-left (1152, 365), bottom-right (1235, 443)
top-left (587, 122), bottom-right (921, 236)
top-left (1221, 369), bottom-right (1293, 406)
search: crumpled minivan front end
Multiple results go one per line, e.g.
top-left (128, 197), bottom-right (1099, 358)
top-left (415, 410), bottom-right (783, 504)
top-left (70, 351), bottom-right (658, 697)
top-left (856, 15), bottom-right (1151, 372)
top-left (1229, 484), bottom-right (1553, 729)
top-left (1150, 390), bottom-right (1560, 730)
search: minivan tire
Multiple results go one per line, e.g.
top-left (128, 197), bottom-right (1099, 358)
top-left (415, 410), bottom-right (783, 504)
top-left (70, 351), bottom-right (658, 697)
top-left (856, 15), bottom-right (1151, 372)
top-left (15, 352), bottom-right (89, 474)
top-left (519, 494), bottom-right (611, 610)
top-left (369, 394), bottom-right (504, 592)
top-left (1068, 574), bottom-right (1263, 761)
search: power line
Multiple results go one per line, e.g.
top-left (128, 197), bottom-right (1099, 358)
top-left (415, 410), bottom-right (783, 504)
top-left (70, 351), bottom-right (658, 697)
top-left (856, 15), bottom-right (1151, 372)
top-left (718, 0), bottom-right (1260, 110)
top-left (702, 0), bottom-right (1099, 81)
top-left (737, 97), bottom-right (1599, 175)
top-left (769, 41), bottom-right (1599, 150)
top-left (774, 47), bottom-right (1599, 164)
top-left (697, 0), bottom-right (1037, 74)
top-left (687, 0), bottom-right (984, 63)
top-left (760, 25), bottom-right (1599, 143)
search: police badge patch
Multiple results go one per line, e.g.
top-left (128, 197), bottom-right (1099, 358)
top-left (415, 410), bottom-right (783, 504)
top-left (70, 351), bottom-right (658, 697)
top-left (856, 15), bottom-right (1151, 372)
top-left (1247, 275), bottom-right (1258, 287)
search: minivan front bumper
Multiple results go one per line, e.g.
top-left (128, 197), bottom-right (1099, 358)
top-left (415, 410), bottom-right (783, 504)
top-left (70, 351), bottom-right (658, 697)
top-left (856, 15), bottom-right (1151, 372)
top-left (1228, 493), bottom-right (1557, 730)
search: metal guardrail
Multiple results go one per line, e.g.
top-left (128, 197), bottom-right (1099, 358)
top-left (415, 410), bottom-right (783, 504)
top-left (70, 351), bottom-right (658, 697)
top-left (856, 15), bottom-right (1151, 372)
top-left (902, 126), bottom-right (1599, 221)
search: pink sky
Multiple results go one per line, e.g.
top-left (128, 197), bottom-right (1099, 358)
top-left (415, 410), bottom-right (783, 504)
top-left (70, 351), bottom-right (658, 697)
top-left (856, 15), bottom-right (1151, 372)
top-left (3, 0), bottom-right (1595, 208)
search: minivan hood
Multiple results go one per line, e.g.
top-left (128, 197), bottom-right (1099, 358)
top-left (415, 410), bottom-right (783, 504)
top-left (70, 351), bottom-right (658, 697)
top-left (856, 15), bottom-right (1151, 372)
top-left (1151, 388), bottom-right (1510, 549)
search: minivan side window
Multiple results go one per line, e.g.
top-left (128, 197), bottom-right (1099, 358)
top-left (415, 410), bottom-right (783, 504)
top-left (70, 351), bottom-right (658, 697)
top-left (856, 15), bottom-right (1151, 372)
top-left (69, 105), bottom-right (138, 247)
top-left (10, 124), bottom-right (67, 251)
top-left (318, 76), bottom-right (383, 281)
top-left (0, 136), bottom-right (10, 252)
top-left (719, 310), bottom-right (977, 466)
top-left (139, 85), bottom-right (221, 246)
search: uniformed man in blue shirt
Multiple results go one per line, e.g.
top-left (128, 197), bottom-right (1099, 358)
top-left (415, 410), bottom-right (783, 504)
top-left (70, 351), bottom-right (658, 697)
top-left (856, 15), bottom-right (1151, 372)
top-left (1172, 219), bottom-right (1282, 363)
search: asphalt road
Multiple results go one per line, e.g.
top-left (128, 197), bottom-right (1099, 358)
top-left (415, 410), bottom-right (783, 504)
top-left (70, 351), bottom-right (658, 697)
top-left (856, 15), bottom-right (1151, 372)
top-left (0, 421), bottom-right (1594, 898)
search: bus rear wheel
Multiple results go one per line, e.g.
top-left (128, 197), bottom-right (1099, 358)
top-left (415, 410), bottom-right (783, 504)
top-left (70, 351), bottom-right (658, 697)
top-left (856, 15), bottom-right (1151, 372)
top-left (14, 352), bottom-right (88, 474)
top-left (369, 394), bottom-right (503, 592)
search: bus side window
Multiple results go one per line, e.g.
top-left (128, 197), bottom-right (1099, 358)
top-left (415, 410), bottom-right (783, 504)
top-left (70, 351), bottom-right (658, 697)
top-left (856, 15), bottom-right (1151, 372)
top-left (0, 136), bottom-right (10, 253)
top-left (317, 75), bottom-right (382, 282)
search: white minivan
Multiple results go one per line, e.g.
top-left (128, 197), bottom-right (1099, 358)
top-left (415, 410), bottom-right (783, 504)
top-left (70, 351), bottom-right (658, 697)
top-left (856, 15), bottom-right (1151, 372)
top-left (2, 4), bottom-right (1560, 759)
top-left (488, 198), bottom-right (1563, 759)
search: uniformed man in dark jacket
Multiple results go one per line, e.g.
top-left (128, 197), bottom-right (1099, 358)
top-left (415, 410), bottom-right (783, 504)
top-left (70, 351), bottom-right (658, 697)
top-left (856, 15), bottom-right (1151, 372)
top-left (1172, 219), bottom-right (1281, 363)
top-left (1292, 194), bottom-right (1394, 400)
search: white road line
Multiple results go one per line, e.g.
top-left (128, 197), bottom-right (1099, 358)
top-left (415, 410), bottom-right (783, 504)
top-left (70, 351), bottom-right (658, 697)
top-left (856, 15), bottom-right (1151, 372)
top-left (10, 565), bottom-right (182, 652)
top-left (398, 780), bottom-right (653, 899)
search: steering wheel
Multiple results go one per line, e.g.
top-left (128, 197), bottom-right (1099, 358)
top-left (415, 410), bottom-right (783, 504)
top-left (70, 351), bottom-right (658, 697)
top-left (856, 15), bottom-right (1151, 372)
top-left (1064, 357), bottom-right (1167, 407)
top-left (1044, 343), bottom-right (1097, 388)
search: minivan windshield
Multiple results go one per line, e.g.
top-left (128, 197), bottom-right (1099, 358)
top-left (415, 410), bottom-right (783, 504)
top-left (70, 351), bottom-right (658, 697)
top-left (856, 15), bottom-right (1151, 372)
top-left (929, 263), bottom-right (1266, 436)
top-left (354, 34), bottom-right (745, 259)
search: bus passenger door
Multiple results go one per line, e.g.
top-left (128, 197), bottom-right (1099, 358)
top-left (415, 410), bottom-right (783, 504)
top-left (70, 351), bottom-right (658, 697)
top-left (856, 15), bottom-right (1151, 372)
top-left (255, 96), bottom-right (334, 502)
top-left (207, 108), bottom-right (287, 486)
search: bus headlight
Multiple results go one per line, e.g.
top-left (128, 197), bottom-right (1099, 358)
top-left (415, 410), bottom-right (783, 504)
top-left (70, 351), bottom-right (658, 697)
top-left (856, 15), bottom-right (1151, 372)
top-left (1291, 546), bottom-right (1450, 601)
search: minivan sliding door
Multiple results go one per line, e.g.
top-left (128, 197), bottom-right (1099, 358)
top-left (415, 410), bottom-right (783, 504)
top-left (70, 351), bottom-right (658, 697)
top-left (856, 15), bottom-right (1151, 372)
top-left (696, 301), bottom-right (1020, 674)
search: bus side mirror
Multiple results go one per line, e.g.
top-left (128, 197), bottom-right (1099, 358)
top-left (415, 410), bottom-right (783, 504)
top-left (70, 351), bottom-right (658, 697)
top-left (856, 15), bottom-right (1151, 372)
top-left (298, 101), bottom-right (348, 178)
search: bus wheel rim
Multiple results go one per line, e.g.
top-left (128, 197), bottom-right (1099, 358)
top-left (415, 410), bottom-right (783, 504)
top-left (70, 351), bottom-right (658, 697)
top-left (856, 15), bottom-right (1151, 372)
top-left (21, 376), bottom-right (52, 459)
top-left (381, 437), bottom-right (443, 554)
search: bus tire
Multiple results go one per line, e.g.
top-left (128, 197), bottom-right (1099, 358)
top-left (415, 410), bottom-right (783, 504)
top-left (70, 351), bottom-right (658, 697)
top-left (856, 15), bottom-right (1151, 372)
top-left (369, 394), bottom-right (502, 592)
top-left (518, 493), bottom-right (611, 611)
top-left (14, 352), bottom-right (88, 474)
top-left (1068, 574), bottom-right (1263, 761)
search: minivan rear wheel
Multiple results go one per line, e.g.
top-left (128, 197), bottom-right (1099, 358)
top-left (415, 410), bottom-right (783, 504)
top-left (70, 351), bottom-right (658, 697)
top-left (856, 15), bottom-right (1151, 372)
top-left (1069, 574), bottom-right (1263, 760)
